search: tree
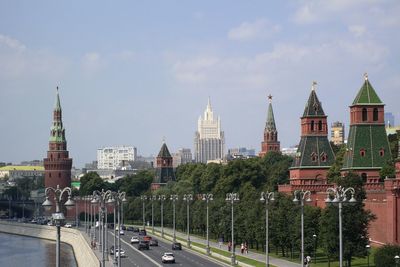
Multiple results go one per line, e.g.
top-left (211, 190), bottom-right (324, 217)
top-left (79, 172), bottom-right (105, 196)
top-left (374, 244), bottom-right (400, 267)
top-left (327, 145), bottom-right (346, 183)
top-left (388, 133), bottom-right (399, 160)
top-left (379, 160), bottom-right (396, 179)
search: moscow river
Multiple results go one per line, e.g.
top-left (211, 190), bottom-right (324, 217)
top-left (0, 232), bottom-right (77, 267)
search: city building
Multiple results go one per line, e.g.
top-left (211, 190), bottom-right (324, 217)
top-left (330, 121), bottom-right (345, 145)
top-left (0, 165), bottom-right (44, 180)
top-left (341, 74), bottom-right (392, 183)
top-left (43, 87), bottom-right (73, 189)
top-left (384, 112), bottom-right (395, 127)
top-left (227, 147), bottom-right (256, 160)
top-left (172, 148), bottom-right (192, 168)
top-left (259, 95), bottom-right (280, 157)
top-left (281, 146), bottom-right (298, 157)
top-left (194, 98), bottom-right (225, 163)
top-left (97, 146), bottom-right (137, 170)
top-left (151, 142), bottom-right (175, 191)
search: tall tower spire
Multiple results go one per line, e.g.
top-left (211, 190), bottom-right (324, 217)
top-left (259, 94), bottom-right (280, 157)
top-left (44, 87), bottom-right (72, 189)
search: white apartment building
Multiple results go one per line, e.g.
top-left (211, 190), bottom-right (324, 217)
top-left (194, 99), bottom-right (225, 163)
top-left (172, 148), bottom-right (193, 168)
top-left (97, 146), bottom-right (137, 170)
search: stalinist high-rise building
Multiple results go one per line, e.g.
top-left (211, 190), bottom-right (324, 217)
top-left (194, 98), bottom-right (225, 163)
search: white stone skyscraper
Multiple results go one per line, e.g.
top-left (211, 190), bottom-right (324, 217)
top-left (194, 98), bottom-right (225, 163)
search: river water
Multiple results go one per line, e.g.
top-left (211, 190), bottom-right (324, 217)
top-left (0, 232), bottom-right (77, 267)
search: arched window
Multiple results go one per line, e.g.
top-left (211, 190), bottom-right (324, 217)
top-left (266, 133), bottom-right (269, 140)
top-left (360, 148), bottom-right (366, 157)
top-left (373, 108), bottom-right (378, 121)
top-left (320, 152), bottom-right (327, 162)
top-left (379, 148), bottom-right (385, 157)
top-left (362, 108), bottom-right (368, 121)
top-left (311, 152), bottom-right (317, 162)
top-left (311, 120), bottom-right (315, 131)
top-left (318, 120), bottom-right (322, 131)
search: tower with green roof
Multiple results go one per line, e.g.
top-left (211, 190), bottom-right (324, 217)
top-left (259, 94), bottom-right (280, 157)
top-left (342, 74), bottom-right (392, 183)
top-left (43, 87), bottom-right (72, 189)
top-left (151, 142), bottom-right (175, 191)
top-left (290, 82), bottom-right (335, 186)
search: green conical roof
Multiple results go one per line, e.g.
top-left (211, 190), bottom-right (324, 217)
top-left (352, 77), bottom-right (382, 105)
top-left (49, 87), bottom-right (66, 143)
top-left (158, 143), bottom-right (172, 158)
top-left (55, 87), bottom-right (61, 111)
top-left (265, 100), bottom-right (277, 131)
top-left (303, 86), bottom-right (326, 117)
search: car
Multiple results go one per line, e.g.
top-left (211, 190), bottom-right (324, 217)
top-left (121, 225), bottom-right (126, 230)
top-left (139, 229), bottom-right (147, 236)
top-left (171, 242), bottom-right (182, 250)
top-left (47, 221), bottom-right (54, 226)
top-left (110, 246), bottom-right (114, 255)
top-left (149, 239), bottom-right (158, 246)
top-left (127, 226), bottom-right (134, 231)
top-left (115, 248), bottom-right (126, 258)
top-left (137, 240), bottom-right (150, 250)
top-left (161, 252), bottom-right (175, 263)
top-left (132, 227), bottom-right (139, 232)
top-left (143, 235), bottom-right (152, 241)
top-left (130, 235), bottom-right (140, 244)
top-left (119, 230), bottom-right (125, 235)
top-left (64, 223), bottom-right (72, 228)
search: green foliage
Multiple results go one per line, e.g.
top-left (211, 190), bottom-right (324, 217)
top-left (79, 172), bottom-right (106, 196)
top-left (379, 160), bottom-right (396, 179)
top-left (117, 170), bottom-right (153, 197)
top-left (388, 133), bottom-right (399, 160)
top-left (327, 145), bottom-right (346, 183)
top-left (374, 244), bottom-right (400, 267)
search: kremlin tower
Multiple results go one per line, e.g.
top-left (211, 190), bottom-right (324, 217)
top-left (151, 142), bottom-right (175, 191)
top-left (259, 95), bottom-right (280, 157)
top-left (43, 88), bottom-right (72, 189)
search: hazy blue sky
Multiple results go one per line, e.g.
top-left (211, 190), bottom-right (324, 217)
top-left (0, 1), bottom-right (399, 167)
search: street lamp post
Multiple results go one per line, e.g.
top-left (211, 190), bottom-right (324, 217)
top-left (141, 195), bottom-right (147, 229)
top-left (158, 195), bottom-right (166, 238)
top-left (365, 244), bottom-right (370, 267)
top-left (313, 234), bottom-right (317, 265)
top-left (201, 193), bottom-right (213, 255)
top-left (260, 191), bottom-right (275, 267)
top-left (7, 195), bottom-right (11, 219)
top-left (226, 193), bottom-right (240, 266)
top-left (325, 186), bottom-right (357, 267)
top-left (75, 196), bottom-right (79, 228)
top-left (42, 185), bottom-right (75, 267)
top-left (150, 195), bottom-right (157, 234)
top-left (395, 255), bottom-right (400, 267)
top-left (293, 190), bottom-right (312, 267)
top-left (183, 194), bottom-right (193, 247)
top-left (170, 194), bottom-right (179, 242)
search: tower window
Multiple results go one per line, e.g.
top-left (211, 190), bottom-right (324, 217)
top-left (373, 108), bottom-right (378, 121)
top-left (362, 108), bottom-right (368, 121)
top-left (311, 120), bottom-right (315, 131)
top-left (320, 152), bottom-right (327, 162)
top-left (311, 152), bottom-right (317, 162)
top-left (379, 148), bottom-right (385, 157)
top-left (360, 149), bottom-right (366, 157)
top-left (318, 120), bottom-right (322, 131)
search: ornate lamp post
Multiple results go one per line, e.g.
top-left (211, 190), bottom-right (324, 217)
top-left (42, 185), bottom-right (75, 267)
top-left (158, 195), bottom-right (166, 238)
top-left (141, 195), bottom-right (147, 229)
top-left (365, 244), bottom-right (370, 267)
top-left (395, 255), bottom-right (400, 267)
top-left (183, 194), bottom-right (193, 247)
top-left (170, 194), bottom-right (179, 242)
top-left (325, 186), bottom-right (356, 267)
top-left (201, 193), bottom-right (213, 255)
top-left (150, 195), bottom-right (157, 234)
top-left (313, 234), bottom-right (317, 265)
top-left (293, 190), bottom-right (312, 267)
top-left (226, 192), bottom-right (240, 266)
top-left (260, 191), bottom-right (275, 267)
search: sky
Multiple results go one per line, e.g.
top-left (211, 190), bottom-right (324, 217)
top-left (0, 0), bottom-right (399, 168)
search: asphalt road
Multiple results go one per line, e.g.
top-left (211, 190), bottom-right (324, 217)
top-left (106, 229), bottom-right (223, 267)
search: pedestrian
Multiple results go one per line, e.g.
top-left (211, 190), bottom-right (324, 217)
top-left (240, 243), bottom-right (244, 254)
top-left (218, 238), bottom-right (223, 248)
top-left (228, 241), bottom-right (232, 252)
top-left (245, 242), bottom-right (248, 254)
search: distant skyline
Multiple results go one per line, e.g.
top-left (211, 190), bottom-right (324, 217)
top-left (0, 1), bottom-right (399, 168)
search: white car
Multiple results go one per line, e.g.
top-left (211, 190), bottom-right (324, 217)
top-left (65, 223), bottom-right (72, 228)
top-left (162, 252), bottom-right (175, 263)
top-left (115, 248), bottom-right (126, 258)
top-left (130, 236), bottom-right (139, 244)
top-left (119, 230), bottom-right (125, 235)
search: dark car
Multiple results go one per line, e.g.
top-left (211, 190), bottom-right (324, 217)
top-left (127, 226), bottom-right (134, 231)
top-left (149, 239), bottom-right (158, 246)
top-left (139, 229), bottom-right (147, 236)
top-left (138, 240), bottom-right (150, 250)
top-left (172, 242), bottom-right (182, 250)
top-left (132, 227), bottom-right (139, 232)
top-left (121, 225), bottom-right (126, 230)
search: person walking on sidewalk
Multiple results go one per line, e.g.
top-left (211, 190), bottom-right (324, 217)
top-left (240, 243), bottom-right (244, 254)
top-left (228, 241), bottom-right (232, 252)
top-left (244, 242), bottom-right (248, 254)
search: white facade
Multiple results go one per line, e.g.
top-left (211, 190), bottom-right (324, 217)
top-left (97, 146), bottom-right (137, 170)
top-left (172, 148), bottom-right (193, 168)
top-left (194, 99), bottom-right (225, 163)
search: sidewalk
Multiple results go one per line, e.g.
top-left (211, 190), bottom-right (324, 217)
top-left (79, 226), bottom-right (114, 267)
top-left (144, 225), bottom-right (301, 267)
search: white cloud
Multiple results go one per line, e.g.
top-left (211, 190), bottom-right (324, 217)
top-left (228, 19), bottom-right (280, 41)
top-left (348, 25), bottom-right (367, 37)
top-left (0, 34), bottom-right (26, 52)
top-left (81, 52), bottom-right (104, 75)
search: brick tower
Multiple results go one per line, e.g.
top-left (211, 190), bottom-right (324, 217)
top-left (44, 87), bottom-right (72, 189)
top-left (151, 142), bottom-right (175, 191)
top-left (290, 82), bottom-right (335, 185)
top-left (260, 94), bottom-right (280, 157)
top-left (342, 74), bottom-right (392, 183)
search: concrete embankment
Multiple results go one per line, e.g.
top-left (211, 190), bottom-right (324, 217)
top-left (0, 221), bottom-right (99, 267)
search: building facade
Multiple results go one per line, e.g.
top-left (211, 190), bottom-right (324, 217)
top-left (228, 147), bottom-right (256, 159)
top-left (330, 121), bottom-right (345, 145)
top-left (259, 95), bottom-right (280, 157)
top-left (43, 88), bottom-right (72, 189)
top-left (194, 99), bottom-right (225, 163)
top-left (97, 146), bottom-right (137, 170)
top-left (172, 148), bottom-right (192, 168)
top-left (152, 142), bottom-right (175, 191)
top-left (384, 112), bottom-right (395, 127)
